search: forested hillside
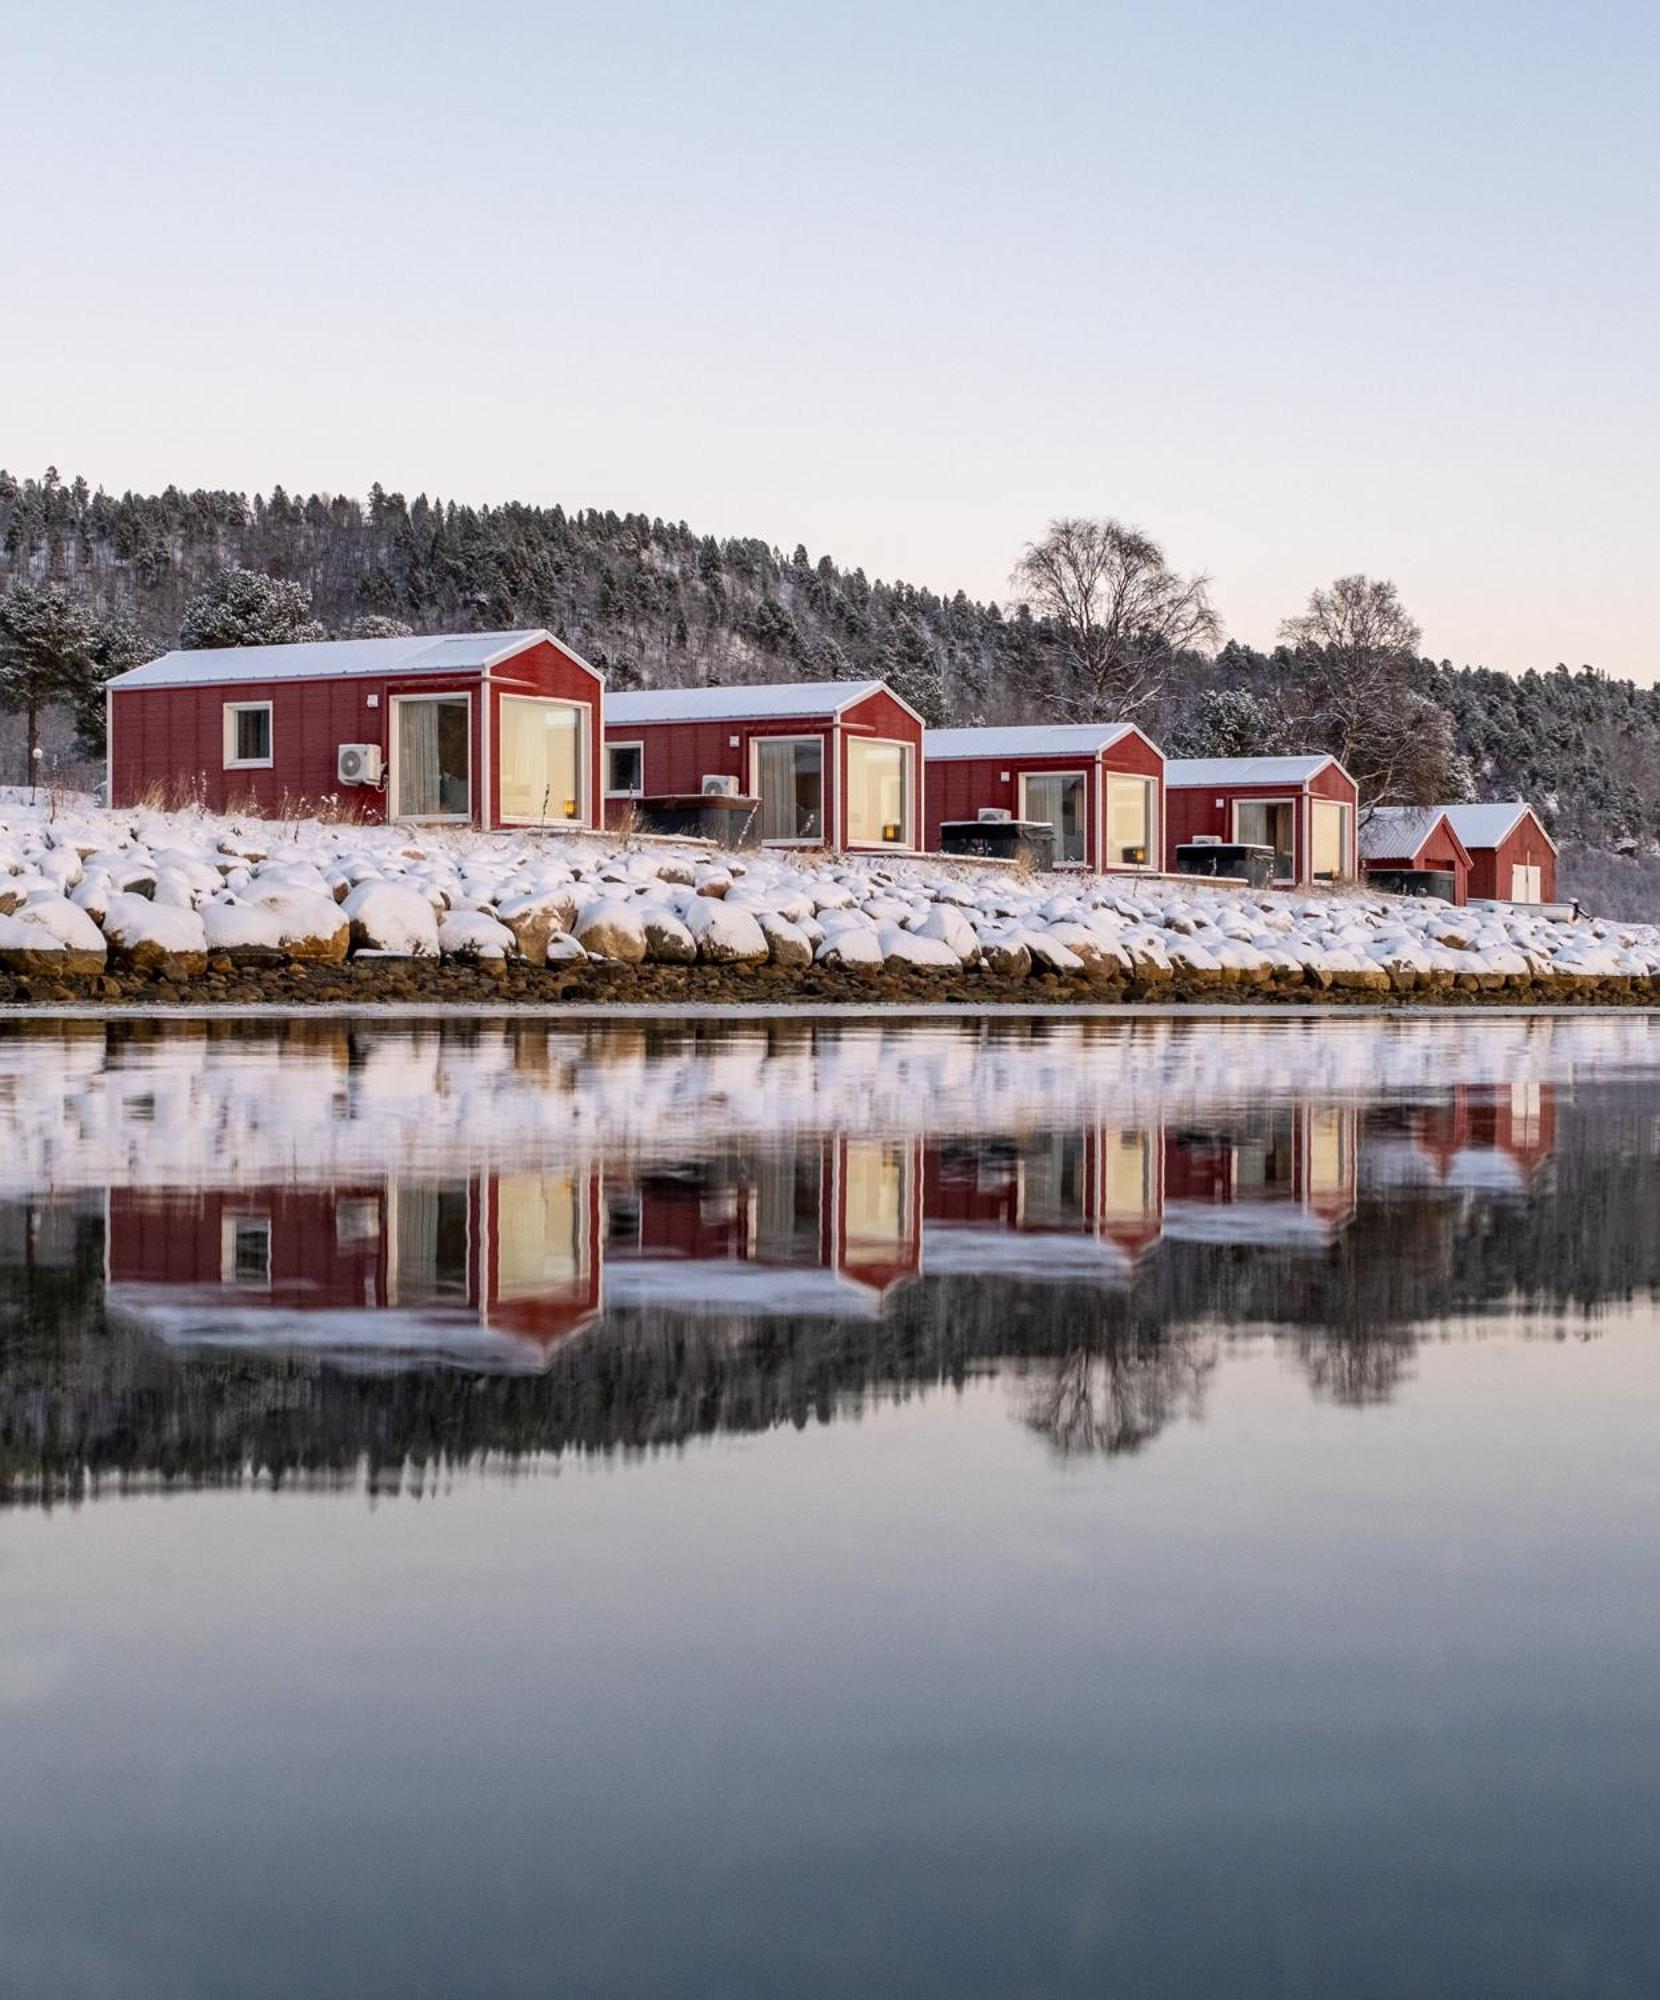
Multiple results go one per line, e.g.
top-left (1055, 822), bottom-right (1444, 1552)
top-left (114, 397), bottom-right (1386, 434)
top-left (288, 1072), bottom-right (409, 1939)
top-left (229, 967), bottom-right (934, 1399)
top-left (3, 468), bottom-right (1658, 867)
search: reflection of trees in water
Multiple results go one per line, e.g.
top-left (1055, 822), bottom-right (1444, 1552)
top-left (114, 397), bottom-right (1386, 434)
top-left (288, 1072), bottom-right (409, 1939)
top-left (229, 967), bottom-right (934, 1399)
top-left (1017, 1333), bottom-right (1218, 1458)
top-left (4, 1081), bottom-right (1660, 1502)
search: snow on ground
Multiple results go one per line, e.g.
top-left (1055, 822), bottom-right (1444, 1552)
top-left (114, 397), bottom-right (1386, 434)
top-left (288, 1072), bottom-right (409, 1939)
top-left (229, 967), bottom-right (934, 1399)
top-left (0, 795), bottom-right (1653, 993)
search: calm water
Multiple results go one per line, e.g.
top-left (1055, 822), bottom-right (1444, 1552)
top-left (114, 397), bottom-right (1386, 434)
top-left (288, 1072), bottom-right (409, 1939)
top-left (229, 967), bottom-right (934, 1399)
top-left (2, 1013), bottom-right (1659, 1999)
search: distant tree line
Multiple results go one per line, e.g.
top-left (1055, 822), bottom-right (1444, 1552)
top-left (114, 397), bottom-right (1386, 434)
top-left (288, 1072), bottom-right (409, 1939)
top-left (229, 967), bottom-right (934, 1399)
top-left (2, 467), bottom-right (1656, 864)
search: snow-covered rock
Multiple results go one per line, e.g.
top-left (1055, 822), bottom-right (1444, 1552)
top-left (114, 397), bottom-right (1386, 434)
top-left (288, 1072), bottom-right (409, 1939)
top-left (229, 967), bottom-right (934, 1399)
top-left (438, 910), bottom-right (515, 959)
top-left (574, 898), bottom-right (648, 964)
top-left (102, 894), bottom-right (208, 975)
top-left (341, 881), bottom-right (440, 957)
top-left (683, 898), bottom-right (770, 965)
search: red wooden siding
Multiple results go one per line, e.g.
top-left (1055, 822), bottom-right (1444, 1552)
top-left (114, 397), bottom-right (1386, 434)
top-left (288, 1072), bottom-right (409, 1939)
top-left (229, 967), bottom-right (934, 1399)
top-left (603, 689), bottom-right (925, 851)
top-left (1362, 816), bottom-right (1471, 904)
top-left (1163, 765), bottom-right (1360, 884)
top-left (922, 730), bottom-right (1163, 873)
top-left (109, 635), bottom-right (601, 831)
top-left (1465, 812), bottom-right (1557, 902)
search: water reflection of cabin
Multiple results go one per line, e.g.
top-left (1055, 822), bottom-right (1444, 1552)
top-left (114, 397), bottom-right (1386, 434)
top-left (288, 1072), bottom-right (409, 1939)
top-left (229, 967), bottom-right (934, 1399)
top-left (1163, 1105), bottom-right (1359, 1244)
top-left (603, 1137), bottom-right (923, 1317)
top-left (921, 1127), bottom-right (1165, 1280)
top-left (106, 1174), bottom-right (605, 1367)
top-left (1413, 1082), bottom-right (1556, 1192)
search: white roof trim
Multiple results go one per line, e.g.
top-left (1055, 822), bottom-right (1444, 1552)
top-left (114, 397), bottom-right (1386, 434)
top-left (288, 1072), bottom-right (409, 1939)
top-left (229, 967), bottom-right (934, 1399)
top-left (1442, 801), bottom-right (1558, 856)
top-left (106, 627), bottom-right (598, 692)
top-left (923, 722), bottom-right (1143, 760)
top-left (1164, 753), bottom-right (1347, 789)
top-left (604, 679), bottom-right (917, 727)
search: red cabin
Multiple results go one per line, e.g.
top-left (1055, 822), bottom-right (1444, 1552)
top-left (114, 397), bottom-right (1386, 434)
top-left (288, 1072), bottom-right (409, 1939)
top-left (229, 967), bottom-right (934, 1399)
top-left (923, 723), bottom-right (1165, 873)
top-left (106, 628), bottom-right (604, 830)
top-left (1358, 805), bottom-right (1473, 905)
top-left (1442, 803), bottom-right (1559, 905)
top-left (602, 679), bottom-right (924, 852)
top-left (104, 1171), bottom-right (605, 1366)
top-left (1163, 754), bottom-right (1359, 886)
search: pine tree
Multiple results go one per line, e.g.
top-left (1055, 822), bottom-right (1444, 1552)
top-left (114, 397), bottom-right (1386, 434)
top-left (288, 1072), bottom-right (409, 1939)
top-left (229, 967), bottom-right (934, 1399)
top-left (0, 583), bottom-right (100, 787)
top-left (179, 568), bottom-right (325, 649)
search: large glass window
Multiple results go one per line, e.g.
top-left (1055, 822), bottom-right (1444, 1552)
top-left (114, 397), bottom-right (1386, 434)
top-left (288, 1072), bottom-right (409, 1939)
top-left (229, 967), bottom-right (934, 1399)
top-left (846, 738), bottom-right (911, 846)
top-left (500, 697), bottom-right (584, 823)
top-left (1101, 1129), bottom-right (1157, 1231)
top-left (1105, 774), bottom-right (1155, 868)
top-left (1311, 799), bottom-right (1351, 880)
top-left (494, 1174), bottom-right (582, 1297)
top-left (391, 1184), bottom-right (470, 1303)
top-left (1235, 800), bottom-right (1295, 880)
top-left (756, 737), bottom-right (823, 842)
top-left (842, 1141), bottom-right (911, 1260)
top-left (1021, 771), bottom-right (1087, 865)
top-left (395, 696), bottom-right (471, 819)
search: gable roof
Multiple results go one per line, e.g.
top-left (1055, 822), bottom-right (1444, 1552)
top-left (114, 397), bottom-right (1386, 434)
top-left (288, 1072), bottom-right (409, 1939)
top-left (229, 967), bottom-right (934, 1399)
top-left (106, 628), bottom-right (593, 691)
top-left (1442, 801), bottom-right (1558, 855)
top-left (1164, 753), bottom-right (1345, 789)
top-left (1359, 805), bottom-right (1471, 868)
top-left (923, 722), bottom-right (1147, 760)
top-left (605, 679), bottom-right (905, 725)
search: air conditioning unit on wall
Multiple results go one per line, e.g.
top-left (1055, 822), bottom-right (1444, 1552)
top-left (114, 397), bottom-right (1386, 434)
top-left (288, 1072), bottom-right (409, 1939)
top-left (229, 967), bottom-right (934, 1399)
top-left (337, 743), bottom-right (383, 785)
top-left (702, 774), bottom-right (739, 796)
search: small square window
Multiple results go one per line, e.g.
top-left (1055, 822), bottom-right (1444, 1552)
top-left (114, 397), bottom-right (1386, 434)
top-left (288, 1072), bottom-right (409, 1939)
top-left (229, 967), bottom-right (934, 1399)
top-left (607, 743), bottom-right (644, 795)
top-left (221, 1215), bottom-right (271, 1286)
top-left (224, 703), bottom-right (273, 768)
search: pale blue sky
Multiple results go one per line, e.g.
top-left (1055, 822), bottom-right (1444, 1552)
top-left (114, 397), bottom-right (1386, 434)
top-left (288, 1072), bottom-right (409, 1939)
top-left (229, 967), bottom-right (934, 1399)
top-left (3, 0), bottom-right (1655, 674)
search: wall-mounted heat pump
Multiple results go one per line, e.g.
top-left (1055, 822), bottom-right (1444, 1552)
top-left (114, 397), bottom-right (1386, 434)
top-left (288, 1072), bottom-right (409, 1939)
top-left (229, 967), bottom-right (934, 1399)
top-left (702, 774), bottom-right (739, 796)
top-left (337, 743), bottom-right (383, 785)
top-left (977, 806), bottom-right (1013, 822)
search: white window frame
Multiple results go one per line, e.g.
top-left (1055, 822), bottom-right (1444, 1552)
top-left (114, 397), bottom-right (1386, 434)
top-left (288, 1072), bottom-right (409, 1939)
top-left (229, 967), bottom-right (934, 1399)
top-left (1309, 797), bottom-right (1353, 883)
top-left (389, 692), bottom-right (474, 824)
top-left (845, 735), bottom-right (916, 850)
top-left (750, 733), bottom-right (827, 847)
top-left (222, 700), bottom-right (273, 770)
top-left (496, 693), bottom-right (591, 827)
top-left (1102, 770), bottom-right (1158, 873)
top-left (1018, 768), bottom-right (1090, 868)
top-left (605, 739), bottom-right (646, 798)
top-left (220, 1212), bottom-right (272, 1288)
top-left (1231, 796), bottom-right (1298, 880)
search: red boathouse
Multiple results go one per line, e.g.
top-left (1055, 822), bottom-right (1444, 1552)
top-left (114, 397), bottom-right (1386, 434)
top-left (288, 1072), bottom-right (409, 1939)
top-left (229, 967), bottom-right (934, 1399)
top-left (602, 680), bottom-right (924, 852)
top-left (1442, 803), bottom-right (1558, 905)
top-left (1163, 754), bottom-right (1359, 885)
top-left (1358, 805), bottom-right (1473, 905)
top-left (922, 723), bottom-right (1165, 873)
top-left (106, 628), bottom-right (604, 830)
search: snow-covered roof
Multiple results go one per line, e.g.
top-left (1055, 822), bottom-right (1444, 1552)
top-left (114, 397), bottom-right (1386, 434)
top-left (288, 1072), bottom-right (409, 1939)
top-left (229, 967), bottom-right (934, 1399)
top-left (107, 628), bottom-right (585, 690)
top-left (1358, 805), bottom-right (1457, 863)
top-left (1443, 802), bottom-right (1557, 855)
top-left (606, 679), bottom-right (891, 725)
top-left (923, 723), bottom-right (1140, 760)
top-left (1164, 754), bottom-right (1342, 788)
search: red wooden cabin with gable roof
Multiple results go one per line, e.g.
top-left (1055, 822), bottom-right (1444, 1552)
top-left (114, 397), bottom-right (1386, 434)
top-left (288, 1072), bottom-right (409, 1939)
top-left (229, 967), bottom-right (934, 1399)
top-left (923, 722), bottom-right (1165, 873)
top-left (602, 679), bottom-right (924, 852)
top-left (107, 628), bottom-right (604, 831)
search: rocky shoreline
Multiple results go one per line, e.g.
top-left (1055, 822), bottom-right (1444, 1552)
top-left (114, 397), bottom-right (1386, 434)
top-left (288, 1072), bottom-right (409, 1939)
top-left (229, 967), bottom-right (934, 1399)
top-left (1, 798), bottom-right (1657, 1015)
top-left (2, 951), bottom-right (1656, 1011)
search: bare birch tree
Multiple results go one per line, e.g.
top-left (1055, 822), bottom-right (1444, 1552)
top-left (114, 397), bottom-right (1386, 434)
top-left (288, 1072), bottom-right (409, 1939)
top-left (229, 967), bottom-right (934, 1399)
top-left (1279, 574), bottom-right (1451, 806)
top-left (1011, 518), bottom-right (1220, 722)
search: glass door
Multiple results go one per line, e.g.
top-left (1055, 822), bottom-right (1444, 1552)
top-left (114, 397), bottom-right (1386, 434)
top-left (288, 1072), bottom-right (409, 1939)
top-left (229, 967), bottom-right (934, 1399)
top-left (393, 695), bottom-right (471, 820)
top-left (1234, 800), bottom-right (1295, 880)
top-left (755, 737), bottom-right (824, 843)
top-left (1020, 772), bottom-right (1087, 865)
